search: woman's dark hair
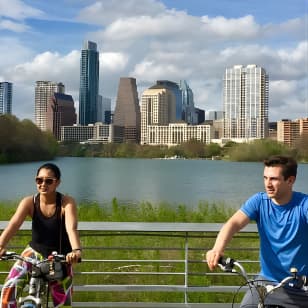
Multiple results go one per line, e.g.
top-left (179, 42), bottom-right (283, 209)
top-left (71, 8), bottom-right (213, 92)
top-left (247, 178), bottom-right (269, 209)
top-left (263, 155), bottom-right (297, 180)
top-left (36, 163), bottom-right (61, 179)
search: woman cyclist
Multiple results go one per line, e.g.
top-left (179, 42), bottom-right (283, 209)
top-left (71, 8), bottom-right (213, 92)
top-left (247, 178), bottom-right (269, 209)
top-left (0, 163), bottom-right (82, 307)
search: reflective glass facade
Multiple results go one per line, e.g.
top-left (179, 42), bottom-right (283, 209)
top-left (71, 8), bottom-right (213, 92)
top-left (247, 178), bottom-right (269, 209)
top-left (79, 41), bottom-right (99, 125)
top-left (0, 82), bottom-right (12, 115)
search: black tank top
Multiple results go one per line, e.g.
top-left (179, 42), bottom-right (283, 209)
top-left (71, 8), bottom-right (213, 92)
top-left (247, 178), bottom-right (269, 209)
top-left (29, 192), bottom-right (72, 257)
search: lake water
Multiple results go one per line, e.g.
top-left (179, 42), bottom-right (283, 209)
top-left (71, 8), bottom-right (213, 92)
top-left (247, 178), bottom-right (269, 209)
top-left (0, 157), bottom-right (307, 208)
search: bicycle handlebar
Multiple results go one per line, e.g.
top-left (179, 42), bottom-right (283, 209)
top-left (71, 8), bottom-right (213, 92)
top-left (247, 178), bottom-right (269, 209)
top-left (218, 256), bottom-right (249, 280)
top-left (0, 251), bottom-right (66, 263)
top-left (1, 251), bottom-right (68, 281)
top-left (218, 256), bottom-right (308, 293)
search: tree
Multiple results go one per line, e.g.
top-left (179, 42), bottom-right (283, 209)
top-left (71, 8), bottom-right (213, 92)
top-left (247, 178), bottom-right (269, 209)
top-left (0, 115), bottom-right (58, 163)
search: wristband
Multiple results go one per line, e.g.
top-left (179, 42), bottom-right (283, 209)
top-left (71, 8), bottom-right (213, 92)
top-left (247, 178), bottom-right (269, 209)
top-left (72, 248), bottom-right (82, 252)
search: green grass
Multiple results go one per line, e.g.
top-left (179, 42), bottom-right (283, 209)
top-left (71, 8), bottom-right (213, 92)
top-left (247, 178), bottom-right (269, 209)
top-left (78, 197), bottom-right (236, 222)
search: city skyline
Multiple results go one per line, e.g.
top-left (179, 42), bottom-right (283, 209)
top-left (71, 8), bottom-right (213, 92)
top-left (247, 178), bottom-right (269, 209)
top-left (0, 0), bottom-right (307, 122)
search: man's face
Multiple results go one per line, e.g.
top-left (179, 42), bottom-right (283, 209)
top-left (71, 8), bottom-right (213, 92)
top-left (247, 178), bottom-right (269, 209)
top-left (263, 165), bottom-right (295, 204)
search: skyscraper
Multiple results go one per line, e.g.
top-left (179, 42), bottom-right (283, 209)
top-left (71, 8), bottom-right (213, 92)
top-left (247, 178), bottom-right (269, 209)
top-left (156, 80), bottom-right (182, 120)
top-left (140, 84), bottom-right (176, 144)
top-left (113, 77), bottom-right (141, 143)
top-left (35, 81), bottom-right (65, 131)
top-left (102, 96), bottom-right (111, 124)
top-left (223, 64), bottom-right (269, 140)
top-left (79, 40), bottom-right (100, 125)
top-left (46, 93), bottom-right (76, 140)
top-left (179, 80), bottom-right (196, 124)
top-left (0, 82), bottom-right (13, 115)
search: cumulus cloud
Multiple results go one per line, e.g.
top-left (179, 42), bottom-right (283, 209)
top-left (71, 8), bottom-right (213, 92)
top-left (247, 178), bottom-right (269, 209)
top-left (9, 51), bottom-right (79, 84)
top-left (100, 52), bottom-right (129, 72)
top-left (201, 15), bottom-right (260, 39)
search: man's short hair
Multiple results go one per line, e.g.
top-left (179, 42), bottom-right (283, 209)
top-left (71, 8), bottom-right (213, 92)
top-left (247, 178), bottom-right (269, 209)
top-left (263, 155), bottom-right (297, 179)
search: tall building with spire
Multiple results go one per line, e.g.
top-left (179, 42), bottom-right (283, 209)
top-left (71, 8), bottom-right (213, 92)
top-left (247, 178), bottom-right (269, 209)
top-left (35, 81), bottom-right (65, 131)
top-left (113, 77), bottom-right (141, 143)
top-left (0, 82), bottom-right (12, 115)
top-left (223, 64), bottom-right (269, 140)
top-left (79, 40), bottom-right (99, 125)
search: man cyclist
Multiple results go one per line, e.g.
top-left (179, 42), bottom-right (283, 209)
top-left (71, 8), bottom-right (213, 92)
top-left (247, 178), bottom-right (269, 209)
top-left (206, 155), bottom-right (308, 307)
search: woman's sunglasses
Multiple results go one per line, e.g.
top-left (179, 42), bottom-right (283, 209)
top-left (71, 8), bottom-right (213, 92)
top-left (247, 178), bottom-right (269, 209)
top-left (35, 177), bottom-right (57, 185)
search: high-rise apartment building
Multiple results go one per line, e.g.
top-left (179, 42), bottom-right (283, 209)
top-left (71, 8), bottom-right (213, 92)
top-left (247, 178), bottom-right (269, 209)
top-left (140, 84), bottom-right (176, 144)
top-left (79, 40), bottom-right (99, 125)
top-left (35, 81), bottom-right (65, 131)
top-left (0, 82), bottom-right (13, 115)
top-left (113, 77), bottom-right (141, 143)
top-left (223, 64), bottom-right (269, 140)
top-left (46, 93), bottom-right (76, 140)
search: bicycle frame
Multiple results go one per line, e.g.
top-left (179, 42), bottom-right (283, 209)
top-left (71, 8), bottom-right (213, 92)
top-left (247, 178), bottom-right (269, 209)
top-left (218, 257), bottom-right (307, 308)
top-left (1, 251), bottom-right (66, 308)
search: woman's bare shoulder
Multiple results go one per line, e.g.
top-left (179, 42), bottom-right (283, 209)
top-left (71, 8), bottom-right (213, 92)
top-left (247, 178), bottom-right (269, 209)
top-left (61, 194), bottom-right (77, 207)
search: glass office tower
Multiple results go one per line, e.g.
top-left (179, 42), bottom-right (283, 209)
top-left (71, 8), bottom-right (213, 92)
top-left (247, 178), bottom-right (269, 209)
top-left (0, 82), bottom-right (13, 115)
top-left (79, 41), bottom-right (99, 125)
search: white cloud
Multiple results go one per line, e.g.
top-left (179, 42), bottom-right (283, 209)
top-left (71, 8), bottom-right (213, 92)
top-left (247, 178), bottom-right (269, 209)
top-left (77, 0), bottom-right (166, 25)
top-left (0, 37), bottom-right (33, 68)
top-left (201, 15), bottom-right (260, 39)
top-left (100, 52), bottom-right (129, 72)
top-left (0, 18), bottom-right (30, 32)
top-left (0, 0), bottom-right (44, 20)
top-left (9, 51), bottom-right (79, 85)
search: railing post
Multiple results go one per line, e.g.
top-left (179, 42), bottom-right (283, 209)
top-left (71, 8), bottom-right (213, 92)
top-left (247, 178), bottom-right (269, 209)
top-left (184, 231), bottom-right (189, 304)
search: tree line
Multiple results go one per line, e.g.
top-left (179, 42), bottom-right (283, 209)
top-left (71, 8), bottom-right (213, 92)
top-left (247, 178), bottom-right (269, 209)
top-left (1, 114), bottom-right (307, 163)
top-left (58, 138), bottom-right (308, 162)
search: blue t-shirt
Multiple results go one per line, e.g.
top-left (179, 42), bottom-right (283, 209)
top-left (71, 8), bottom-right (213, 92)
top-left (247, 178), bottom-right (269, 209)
top-left (241, 191), bottom-right (308, 282)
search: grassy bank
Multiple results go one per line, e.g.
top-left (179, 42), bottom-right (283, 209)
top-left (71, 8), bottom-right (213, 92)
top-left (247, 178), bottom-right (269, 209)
top-left (0, 198), bottom-right (236, 222)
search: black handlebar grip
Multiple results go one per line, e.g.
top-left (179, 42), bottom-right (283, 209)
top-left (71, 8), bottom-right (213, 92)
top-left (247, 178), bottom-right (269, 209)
top-left (218, 256), bottom-right (235, 269)
top-left (218, 256), bottom-right (227, 265)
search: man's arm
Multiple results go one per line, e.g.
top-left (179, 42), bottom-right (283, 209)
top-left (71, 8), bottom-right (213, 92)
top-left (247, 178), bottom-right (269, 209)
top-left (206, 210), bottom-right (250, 270)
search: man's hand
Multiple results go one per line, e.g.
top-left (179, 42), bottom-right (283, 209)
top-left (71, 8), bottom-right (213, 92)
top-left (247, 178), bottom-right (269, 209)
top-left (206, 249), bottom-right (223, 271)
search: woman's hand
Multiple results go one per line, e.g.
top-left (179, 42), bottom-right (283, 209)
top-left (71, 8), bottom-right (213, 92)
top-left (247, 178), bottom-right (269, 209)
top-left (0, 246), bottom-right (6, 258)
top-left (66, 249), bottom-right (82, 264)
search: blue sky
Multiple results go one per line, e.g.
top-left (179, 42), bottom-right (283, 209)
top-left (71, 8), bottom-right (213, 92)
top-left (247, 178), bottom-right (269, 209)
top-left (0, 0), bottom-right (307, 121)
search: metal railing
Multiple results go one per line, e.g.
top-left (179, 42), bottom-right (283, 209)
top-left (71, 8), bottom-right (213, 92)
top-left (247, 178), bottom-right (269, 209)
top-left (0, 221), bottom-right (259, 308)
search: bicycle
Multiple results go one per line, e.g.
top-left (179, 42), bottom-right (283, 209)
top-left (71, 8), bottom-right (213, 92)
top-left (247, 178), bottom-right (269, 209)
top-left (1, 251), bottom-right (67, 308)
top-left (218, 256), bottom-right (308, 308)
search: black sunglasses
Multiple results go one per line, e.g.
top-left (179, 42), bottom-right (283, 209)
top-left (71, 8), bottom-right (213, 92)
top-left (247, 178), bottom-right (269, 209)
top-left (35, 177), bottom-right (57, 185)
